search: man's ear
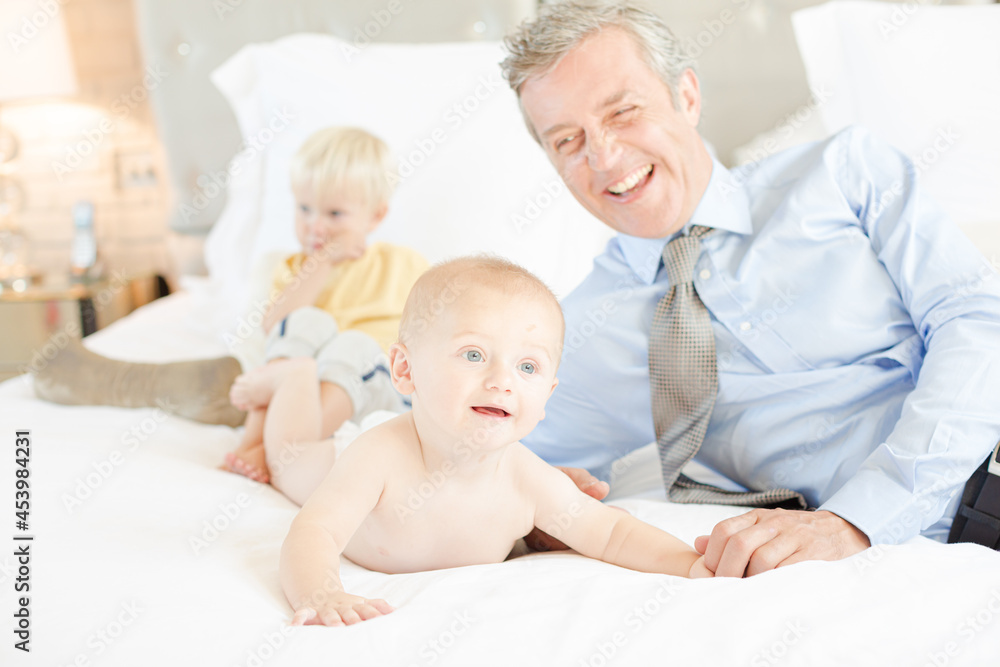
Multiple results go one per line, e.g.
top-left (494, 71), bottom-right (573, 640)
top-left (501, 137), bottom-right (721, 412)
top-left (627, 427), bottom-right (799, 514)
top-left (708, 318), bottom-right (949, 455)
top-left (388, 342), bottom-right (414, 394)
top-left (676, 68), bottom-right (702, 127)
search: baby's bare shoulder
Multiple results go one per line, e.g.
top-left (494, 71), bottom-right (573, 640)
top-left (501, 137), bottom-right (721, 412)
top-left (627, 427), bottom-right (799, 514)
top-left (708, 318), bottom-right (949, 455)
top-left (337, 413), bottom-right (421, 471)
top-left (503, 442), bottom-right (566, 490)
top-left (301, 414), bottom-right (420, 515)
top-left (506, 441), bottom-right (557, 473)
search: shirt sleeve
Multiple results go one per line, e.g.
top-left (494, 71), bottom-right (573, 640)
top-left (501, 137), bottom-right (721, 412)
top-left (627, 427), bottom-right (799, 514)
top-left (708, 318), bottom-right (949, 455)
top-left (522, 247), bottom-right (660, 479)
top-left (819, 128), bottom-right (1000, 545)
top-left (271, 253), bottom-right (302, 294)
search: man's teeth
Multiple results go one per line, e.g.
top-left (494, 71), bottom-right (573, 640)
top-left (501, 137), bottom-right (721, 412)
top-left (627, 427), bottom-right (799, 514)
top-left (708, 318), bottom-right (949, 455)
top-left (608, 164), bottom-right (652, 195)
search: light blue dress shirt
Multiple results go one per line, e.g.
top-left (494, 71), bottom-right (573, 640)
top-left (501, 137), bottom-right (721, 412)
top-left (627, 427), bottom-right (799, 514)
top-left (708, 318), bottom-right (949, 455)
top-left (523, 126), bottom-right (1000, 545)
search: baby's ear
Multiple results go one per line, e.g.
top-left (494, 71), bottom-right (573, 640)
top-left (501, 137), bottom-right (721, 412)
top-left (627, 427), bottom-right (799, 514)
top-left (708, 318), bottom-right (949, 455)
top-left (540, 377), bottom-right (559, 421)
top-left (388, 342), bottom-right (414, 394)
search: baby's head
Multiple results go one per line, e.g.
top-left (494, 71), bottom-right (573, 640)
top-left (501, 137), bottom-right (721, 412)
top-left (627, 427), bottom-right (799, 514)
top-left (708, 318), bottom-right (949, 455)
top-left (289, 127), bottom-right (395, 256)
top-left (390, 256), bottom-right (565, 448)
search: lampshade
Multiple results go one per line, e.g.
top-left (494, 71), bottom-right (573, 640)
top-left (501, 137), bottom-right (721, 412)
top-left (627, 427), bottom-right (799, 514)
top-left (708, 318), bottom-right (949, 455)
top-left (0, 0), bottom-right (78, 102)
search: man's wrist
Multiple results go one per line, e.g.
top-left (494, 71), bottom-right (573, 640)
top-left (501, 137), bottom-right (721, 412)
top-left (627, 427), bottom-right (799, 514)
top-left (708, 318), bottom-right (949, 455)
top-left (817, 510), bottom-right (871, 552)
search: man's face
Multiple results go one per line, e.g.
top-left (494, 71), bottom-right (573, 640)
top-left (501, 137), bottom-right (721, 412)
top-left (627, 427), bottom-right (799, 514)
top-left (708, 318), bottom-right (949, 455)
top-left (519, 28), bottom-right (713, 239)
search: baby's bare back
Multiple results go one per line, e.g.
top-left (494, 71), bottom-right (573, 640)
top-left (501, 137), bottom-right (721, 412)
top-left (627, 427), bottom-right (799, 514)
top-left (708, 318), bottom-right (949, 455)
top-left (336, 415), bottom-right (538, 574)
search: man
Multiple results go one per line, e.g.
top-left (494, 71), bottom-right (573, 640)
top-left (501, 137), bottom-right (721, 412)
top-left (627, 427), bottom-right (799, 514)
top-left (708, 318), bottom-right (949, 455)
top-left (502, 2), bottom-right (1000, 576)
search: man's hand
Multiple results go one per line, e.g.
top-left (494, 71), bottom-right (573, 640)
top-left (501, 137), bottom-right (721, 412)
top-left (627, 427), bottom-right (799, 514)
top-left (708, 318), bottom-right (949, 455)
top-left (290, 592), bottom-right (394, 627)
top-left (694, 509), bottom-right (871, 577)
top-left (523, 466), bottom-right (610, 552)
top-left (556, 466), bottom-right (610, 501)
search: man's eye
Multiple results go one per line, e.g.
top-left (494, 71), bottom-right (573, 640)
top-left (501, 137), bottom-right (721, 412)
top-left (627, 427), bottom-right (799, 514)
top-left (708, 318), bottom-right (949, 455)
top-left (614, 106), bottom-right (635, 117)
top-left (518, 362), bottom-right (535, 374)
top-left (555, 134), bottom-right (577, 151)
top-left (328, 210), bottom-right (341, 217)
top-left (463, 350), bottom-right (483, 362)
top-left (299, 204), bottom-right (310, 213)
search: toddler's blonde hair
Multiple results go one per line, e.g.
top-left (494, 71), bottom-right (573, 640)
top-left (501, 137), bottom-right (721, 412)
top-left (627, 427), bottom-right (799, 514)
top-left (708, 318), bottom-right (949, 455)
top-left (290, 127), bottom-right (395, 209)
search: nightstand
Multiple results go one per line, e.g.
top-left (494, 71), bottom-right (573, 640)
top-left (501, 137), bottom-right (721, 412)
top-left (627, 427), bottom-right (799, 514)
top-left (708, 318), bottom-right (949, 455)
top-left (0, 272), bottom-right (169, 382)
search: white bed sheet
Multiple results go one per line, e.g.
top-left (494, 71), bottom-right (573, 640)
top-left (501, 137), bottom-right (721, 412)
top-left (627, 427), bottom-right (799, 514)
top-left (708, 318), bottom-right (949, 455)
top-left (3, 285), bottom-right (1000, 667)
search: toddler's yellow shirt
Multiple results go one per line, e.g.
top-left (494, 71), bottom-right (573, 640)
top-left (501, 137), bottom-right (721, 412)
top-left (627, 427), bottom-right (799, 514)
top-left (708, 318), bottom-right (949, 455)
top-left (273, 242), bottom-right (428, 353)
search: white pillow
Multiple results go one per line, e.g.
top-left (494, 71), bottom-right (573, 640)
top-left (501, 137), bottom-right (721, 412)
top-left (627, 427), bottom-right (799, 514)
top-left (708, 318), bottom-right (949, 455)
top-left (792, 0), bottom-right (1000, 241)
top-left (201, 43), bottom-right (273, 332)
top-left (208, 34), bottom-right (615, 307)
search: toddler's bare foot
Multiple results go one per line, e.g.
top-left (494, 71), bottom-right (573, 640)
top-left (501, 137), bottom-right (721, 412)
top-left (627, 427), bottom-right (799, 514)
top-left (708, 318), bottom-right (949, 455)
top-left (222, 440), bottom-right (270, 483)
top-left (229, 372), bottom-right (270, 411)
top-left (229, 358), bottom-right (307, 410)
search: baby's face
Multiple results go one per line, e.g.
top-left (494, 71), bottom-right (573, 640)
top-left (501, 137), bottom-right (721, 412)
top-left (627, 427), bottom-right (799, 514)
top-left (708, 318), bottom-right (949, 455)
top-left (293, 186), bottom-right (383, 256)
top-left (406, 288), bottom-right (562, 450)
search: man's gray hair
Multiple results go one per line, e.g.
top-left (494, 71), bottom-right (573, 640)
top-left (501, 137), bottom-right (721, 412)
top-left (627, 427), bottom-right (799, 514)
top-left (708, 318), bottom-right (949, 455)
top-left (501, 1), bottom-right (696, 142)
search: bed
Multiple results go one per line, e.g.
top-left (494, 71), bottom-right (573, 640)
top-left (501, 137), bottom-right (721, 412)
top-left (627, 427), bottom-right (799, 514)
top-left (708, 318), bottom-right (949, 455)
top-left (4, 2), bottom-right (1000, 665)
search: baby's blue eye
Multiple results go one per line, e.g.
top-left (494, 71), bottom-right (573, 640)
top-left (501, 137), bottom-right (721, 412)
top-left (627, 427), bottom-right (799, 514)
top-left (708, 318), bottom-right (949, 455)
top-left (519, 362), bottom-right (535, 374)
top-left (463, 350), bottom-right (482, 362)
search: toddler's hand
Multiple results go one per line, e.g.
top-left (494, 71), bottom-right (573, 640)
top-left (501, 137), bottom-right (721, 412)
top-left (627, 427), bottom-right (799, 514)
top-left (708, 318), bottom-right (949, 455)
top-left (291, 593), bottom-right (394, 627)
top-left (688, 555), bottom-right (714, 578)
top-left (313, 239), bottom-right (365, 265)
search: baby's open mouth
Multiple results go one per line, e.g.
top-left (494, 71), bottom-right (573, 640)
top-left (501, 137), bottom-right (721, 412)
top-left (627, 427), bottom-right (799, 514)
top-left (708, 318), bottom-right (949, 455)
top-left (472, 406), bottom-right (510, 418)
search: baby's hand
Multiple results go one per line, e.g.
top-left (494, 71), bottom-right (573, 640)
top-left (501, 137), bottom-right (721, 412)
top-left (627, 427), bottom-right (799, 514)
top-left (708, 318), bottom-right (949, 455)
top-left (291, 593), bottom-right (394, 627)
top-left (688, 555), bottom-right (714, 579)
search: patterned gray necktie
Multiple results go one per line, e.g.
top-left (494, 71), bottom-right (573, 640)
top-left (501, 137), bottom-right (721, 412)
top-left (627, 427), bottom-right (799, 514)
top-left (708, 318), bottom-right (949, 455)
top-left (650, 225), bottom-right (807, 509)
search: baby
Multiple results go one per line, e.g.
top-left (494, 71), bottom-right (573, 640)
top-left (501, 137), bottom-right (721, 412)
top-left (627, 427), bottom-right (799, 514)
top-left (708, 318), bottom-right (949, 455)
top-left (225, 127), bottom-right (427, 482)
top-left (242, 256), bottom-right (710, 627)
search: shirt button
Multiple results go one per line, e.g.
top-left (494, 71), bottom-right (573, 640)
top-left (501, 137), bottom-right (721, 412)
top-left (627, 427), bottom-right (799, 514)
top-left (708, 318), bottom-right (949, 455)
top-left (740, 321), bottom-right (752, 331)
top-left (699, 269), bottom-right (711, 280)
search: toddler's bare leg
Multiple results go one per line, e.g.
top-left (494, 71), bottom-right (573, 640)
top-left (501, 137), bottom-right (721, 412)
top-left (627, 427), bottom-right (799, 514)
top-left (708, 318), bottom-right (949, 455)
top-left (229, 358), bottom-right (293, 411)
top-left (222, 408), bottom-right (269, 482)
top-left (264, 361), bottom-right (353, 506)
top-left (223, 358), bottom-right (302, 482)
top-left (319, 381), bottom-right (354, 437)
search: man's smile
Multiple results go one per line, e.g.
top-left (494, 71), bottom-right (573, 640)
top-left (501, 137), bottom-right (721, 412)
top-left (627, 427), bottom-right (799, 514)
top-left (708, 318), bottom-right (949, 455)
top-left (607, 163), bottom-right (653, 196)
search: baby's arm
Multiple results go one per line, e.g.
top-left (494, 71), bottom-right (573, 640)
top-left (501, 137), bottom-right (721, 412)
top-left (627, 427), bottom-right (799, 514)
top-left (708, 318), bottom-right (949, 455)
top-left (280, 437), bottom-right (393, 626)
top-left (522, 448), bottom-right (708, 578)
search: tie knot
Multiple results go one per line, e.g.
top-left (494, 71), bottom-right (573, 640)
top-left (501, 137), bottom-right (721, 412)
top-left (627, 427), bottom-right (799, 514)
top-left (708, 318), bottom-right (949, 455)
top-left (662, 225), bottom-right (711, 285)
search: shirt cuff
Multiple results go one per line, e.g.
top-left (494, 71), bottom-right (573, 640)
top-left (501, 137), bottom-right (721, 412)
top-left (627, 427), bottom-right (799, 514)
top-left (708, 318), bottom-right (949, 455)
top-left (818, 467), bottom-right (958, 546)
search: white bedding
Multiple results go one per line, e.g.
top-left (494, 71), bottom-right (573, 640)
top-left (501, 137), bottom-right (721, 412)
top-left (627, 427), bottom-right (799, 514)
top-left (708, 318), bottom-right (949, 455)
top-left (3, 285), bottom-right (1000, 667)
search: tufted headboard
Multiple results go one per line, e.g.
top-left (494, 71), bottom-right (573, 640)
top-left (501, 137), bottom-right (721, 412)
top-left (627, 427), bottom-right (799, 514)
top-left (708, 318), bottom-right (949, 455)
top-left (132, 0), bottom-right (535, 236)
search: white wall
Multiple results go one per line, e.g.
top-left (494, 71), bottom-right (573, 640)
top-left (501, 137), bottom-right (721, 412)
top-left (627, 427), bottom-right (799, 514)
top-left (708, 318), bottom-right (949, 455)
top-left (6, 0), bottom-right (992, 279)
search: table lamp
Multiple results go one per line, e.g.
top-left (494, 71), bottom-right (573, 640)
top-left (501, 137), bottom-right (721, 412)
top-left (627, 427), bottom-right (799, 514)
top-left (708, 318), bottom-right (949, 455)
top-left (0, 0), bottom-right (78, 287)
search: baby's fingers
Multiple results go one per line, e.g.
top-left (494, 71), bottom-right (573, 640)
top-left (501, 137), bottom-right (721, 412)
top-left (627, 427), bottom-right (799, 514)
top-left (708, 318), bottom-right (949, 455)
top-left (338, 607), bottom-right (363, 625)
top-left (317, 609), bottom-right (347, 627)
top-left (292, 607), bottom-right (345, 627)
top-left (354, 599), bottom-right (394, 621)
top-left (368, 598), bottom-right (395, 615)
top-left (291, 607), bottom-right (317, 626)
top-left (292, 600), bottom-right (394, 627)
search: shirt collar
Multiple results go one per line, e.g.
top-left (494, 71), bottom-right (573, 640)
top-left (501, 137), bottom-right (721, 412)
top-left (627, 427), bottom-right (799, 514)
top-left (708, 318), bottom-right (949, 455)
top-left (616, 157), bottom-right (752, 285)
